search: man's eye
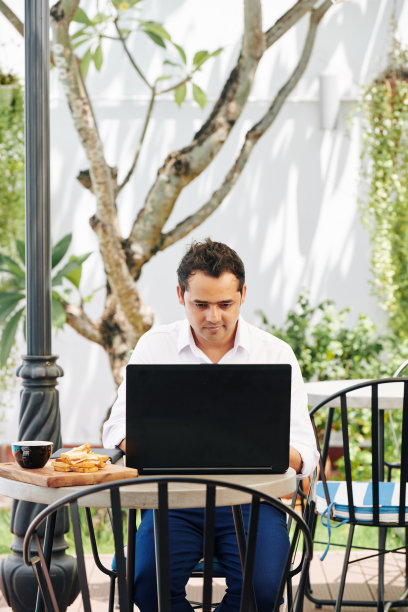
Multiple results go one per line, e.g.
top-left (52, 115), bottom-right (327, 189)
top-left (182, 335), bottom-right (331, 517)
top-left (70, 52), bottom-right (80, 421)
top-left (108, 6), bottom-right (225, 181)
top-left (195, 303), bottom-right (207, 309)
top-left (219, 303), bottom-right (232, 309)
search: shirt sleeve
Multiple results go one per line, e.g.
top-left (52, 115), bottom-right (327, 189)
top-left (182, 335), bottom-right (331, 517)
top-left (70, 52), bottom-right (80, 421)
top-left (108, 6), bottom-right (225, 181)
top-left (287, 349), bottom-right (320, 479)
top-left (102, 334), bottom-right (152, 449)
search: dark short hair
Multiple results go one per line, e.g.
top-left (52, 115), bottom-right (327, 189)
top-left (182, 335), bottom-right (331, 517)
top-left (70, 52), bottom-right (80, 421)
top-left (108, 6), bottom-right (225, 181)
top-left (177, 238), bottom-right (245, 293)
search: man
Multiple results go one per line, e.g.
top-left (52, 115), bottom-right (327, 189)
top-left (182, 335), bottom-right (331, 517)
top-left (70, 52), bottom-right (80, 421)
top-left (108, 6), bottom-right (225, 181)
top-left (103, 239), bottom-right (319, 611)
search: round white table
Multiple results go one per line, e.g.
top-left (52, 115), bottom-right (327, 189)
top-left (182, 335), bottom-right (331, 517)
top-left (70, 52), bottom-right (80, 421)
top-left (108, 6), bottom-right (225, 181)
top-left (305, 379), bottom-right (406, 410)
top-left (2, 469), bottom-right (297, 612)
top-left (0, 469), bottom-right (297, 509)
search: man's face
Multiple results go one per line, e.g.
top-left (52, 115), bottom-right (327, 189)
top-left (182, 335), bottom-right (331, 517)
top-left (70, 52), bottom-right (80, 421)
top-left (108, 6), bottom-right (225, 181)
top-left (177, 271), bottom-right (246, 350)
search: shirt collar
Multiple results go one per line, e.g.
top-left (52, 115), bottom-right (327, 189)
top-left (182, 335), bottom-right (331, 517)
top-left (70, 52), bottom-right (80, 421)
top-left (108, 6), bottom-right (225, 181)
top-left (176, 316), bottom-right (250, 356)
top-left (177, 319), bottom-right (195, 353)
top-left (233, 316), bottom-right (250, 355)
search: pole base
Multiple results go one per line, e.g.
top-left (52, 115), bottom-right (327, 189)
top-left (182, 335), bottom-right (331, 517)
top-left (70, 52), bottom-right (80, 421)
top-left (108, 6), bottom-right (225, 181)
top-left (0, 550), bottom-right (79, 611)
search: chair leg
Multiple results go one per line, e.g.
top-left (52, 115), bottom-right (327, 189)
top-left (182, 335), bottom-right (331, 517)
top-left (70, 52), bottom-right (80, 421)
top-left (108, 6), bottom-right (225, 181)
top-left (405, 526), bottom-right (408, 590)
top-left (334, 524), bottom-right (355, 612)
top-left (286, 576), bottom-right (293, 611)
top-left (108, 575), bottom-right (116, 612)
top-left (378, 527), bottom-right (386, 612)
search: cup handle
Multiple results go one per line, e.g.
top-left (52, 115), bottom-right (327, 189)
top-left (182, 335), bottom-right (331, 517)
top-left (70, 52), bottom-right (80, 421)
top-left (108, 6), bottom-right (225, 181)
top-left (22, 449), bottom-right (31, 467)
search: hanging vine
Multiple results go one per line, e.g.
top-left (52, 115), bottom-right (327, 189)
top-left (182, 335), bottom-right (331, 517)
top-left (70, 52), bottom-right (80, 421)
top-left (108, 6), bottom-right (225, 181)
top-left (359, 40), bottom-right (408, 337)
top-left (0, 71), bottom-right (24, 254)
top-left (0, 70), bottom-right (24, 409)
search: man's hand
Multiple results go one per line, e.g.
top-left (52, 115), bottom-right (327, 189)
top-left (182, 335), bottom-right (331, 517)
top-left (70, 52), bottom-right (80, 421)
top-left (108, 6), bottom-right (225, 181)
top-left (289, 446), bottom-right (302, 474)
top-left (119, 438), bottom-right (126, 453)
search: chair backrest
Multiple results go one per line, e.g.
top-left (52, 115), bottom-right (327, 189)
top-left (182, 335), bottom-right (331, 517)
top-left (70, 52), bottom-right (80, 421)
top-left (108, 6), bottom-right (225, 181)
top-left (310, 377), bottom-right (408, 526)
top-left (23, 476), bottom-right (312, 612)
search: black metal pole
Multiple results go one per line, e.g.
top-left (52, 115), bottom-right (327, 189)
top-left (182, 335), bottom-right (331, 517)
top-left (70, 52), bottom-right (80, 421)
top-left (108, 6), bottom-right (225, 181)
top-left (0, 2), bottom-right (78, 610)
top-left (25, 0), bottom-right (52, 357)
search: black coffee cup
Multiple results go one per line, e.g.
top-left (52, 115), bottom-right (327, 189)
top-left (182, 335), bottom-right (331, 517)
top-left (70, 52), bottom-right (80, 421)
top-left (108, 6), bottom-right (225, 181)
top-left (12, 440), bottom-right (53, 469)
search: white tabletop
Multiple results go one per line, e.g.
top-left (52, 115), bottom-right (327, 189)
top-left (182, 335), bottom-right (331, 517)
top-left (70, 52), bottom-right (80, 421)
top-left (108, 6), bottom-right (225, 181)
top-left (0, 470), bottom-right (296, 509)
top-left (305, 379), bottom-right (406, 410)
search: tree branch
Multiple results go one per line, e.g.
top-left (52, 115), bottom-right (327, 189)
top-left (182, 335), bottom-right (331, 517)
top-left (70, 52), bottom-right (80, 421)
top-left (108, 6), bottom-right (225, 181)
top-left (117, 86), bottom-right (157, 194)
top-left (114, 18), bottom-right (152, 90)
top-left (127, 0), bottom-right (264, 269)
top-left (63, 302), bottom-right (104, 346)
top-left (50, 0), bottom-right (146, 336)
top-left (159, 0), bottom-right (332, 250)
top-left (264, 0), bottom-right (319, 49)
top-left (157, 75), bottom-right (192, 95)
top-left (0, 0), bottom-right (24, 37)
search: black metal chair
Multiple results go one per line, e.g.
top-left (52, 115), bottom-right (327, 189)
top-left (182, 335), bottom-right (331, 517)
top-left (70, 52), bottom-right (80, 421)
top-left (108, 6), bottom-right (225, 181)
top-left (305, 377), bottom-right (408, 612)
top-left (384, 361), bottom-right (408, 481)
top-left (23, 476), bottom-right (313, 612)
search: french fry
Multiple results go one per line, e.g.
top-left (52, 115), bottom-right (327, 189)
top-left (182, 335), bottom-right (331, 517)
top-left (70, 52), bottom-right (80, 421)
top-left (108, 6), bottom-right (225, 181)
top-left (51, 460), bottom-right (71, 472)
top-left (95, 455), bottom-right (109, 463)
top-left (70, 443), bottom-right (91, 453)
top-left (71, 466), bottom-right (99, 473)
top-left (69, 460), bottom-right (99, 468)
top-left (60, 452), bottom-right (89, 463)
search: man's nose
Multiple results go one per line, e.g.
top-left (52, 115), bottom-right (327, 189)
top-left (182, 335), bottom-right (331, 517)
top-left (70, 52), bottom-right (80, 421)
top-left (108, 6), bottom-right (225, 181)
top-left (206, 305), bottom-right (220, 321)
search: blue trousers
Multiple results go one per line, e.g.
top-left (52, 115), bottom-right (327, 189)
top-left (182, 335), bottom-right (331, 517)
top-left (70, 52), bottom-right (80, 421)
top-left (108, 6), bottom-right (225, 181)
top-left (133, 503), bottom-right (289, 612)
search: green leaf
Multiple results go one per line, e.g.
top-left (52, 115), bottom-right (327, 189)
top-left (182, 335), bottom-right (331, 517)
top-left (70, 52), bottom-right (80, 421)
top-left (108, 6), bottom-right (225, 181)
top-left (52, 234), bottom-right (72, 269)
top-left (0, 307), bottom-right (24, 366)
top-left (0, 293), bottom-right (25, 323)
top-left (173, 43), bottom-right (186, 65)
top-left (73, 39), bottom-right (90, 51)
top-left (155, 75), bottom-right (172, 83)
top-left (94, 43), bottom-right (103, 71)
top-left (82, 285), bottom-right (104, 304)
top-left (141, 21), bottom-right (171, 41)
top-left (16, 239), bottom-right (25, 264)
top-left (71, 26), bottom-right (89, 41)
top-left (66, 265), bottom-right (82, 289)
top-left (73, 7), bottom-right (92, 26)
top-left (210, 47), bottom-right (223, 58)
top-left (192, 83), bottom-right (207, 109)
top-left (193, 50), bottom-right (210, 69)
top-left (93, 12), bottom-right (110, 25)
top-left (0, 253), bottom-right (25, 279)
top-left (174, 83), bottom-right (187, 107)
top-left (81, 48), bottom-right (93, 79)
top-left (52, 252), bottom-right (92, 287)
top-left (163, 60), bottom-right (180, 68)
top-left (145, 31), bottom-right (166, 48)
top-left (51, 293), bottom-right (66, 329)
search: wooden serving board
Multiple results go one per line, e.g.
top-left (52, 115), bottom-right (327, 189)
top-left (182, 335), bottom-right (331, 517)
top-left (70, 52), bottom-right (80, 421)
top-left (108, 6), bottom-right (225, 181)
top-left (0, 462), bottom-right (138, 487)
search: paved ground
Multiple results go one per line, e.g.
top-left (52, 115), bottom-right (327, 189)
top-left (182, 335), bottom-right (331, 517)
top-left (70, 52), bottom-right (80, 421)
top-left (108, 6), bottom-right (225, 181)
top-left (0, 550), bottom-right (406, 610)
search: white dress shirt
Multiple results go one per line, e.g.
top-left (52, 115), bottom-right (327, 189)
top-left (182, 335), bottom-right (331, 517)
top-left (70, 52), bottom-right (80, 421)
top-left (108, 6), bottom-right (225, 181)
top-left (103, 316), bottom-right (319, 478)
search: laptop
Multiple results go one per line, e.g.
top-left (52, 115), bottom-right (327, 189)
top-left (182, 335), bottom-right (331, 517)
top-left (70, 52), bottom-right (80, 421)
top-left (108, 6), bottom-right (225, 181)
top-left (126, 364), bottom-right (291, 475)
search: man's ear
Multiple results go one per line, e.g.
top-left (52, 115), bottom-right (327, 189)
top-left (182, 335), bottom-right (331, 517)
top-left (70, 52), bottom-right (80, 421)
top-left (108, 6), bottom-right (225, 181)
top-left (177, 285), bottom-right (185, 305)
top-left (240, 284), bottom-right (247, 305)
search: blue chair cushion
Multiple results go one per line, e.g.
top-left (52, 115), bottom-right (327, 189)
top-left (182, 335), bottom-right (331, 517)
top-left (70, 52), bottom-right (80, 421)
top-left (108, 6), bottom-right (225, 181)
top-left (316, 480), bottom-right (408, 523)
top-left (315, 480), bottom-right (408, 561)
top-left (191, 557), bottom-right (225, 577)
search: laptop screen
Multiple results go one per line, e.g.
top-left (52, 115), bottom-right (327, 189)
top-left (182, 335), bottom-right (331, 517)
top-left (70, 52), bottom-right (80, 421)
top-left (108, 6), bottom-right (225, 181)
top-left (126, 364), bottom-right (291, 475)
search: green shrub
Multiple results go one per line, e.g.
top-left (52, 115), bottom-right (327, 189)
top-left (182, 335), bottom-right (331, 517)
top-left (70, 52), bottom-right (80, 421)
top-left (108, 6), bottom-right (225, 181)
top-left (257, 291), bottom-right (408, 382)
top-left (258, 292), bottom-right (408, 483)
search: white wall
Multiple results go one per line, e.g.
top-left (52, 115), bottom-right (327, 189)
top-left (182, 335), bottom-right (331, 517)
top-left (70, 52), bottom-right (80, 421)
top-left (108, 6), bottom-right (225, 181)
top-left (1, 0), bottom-right (407, 444)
